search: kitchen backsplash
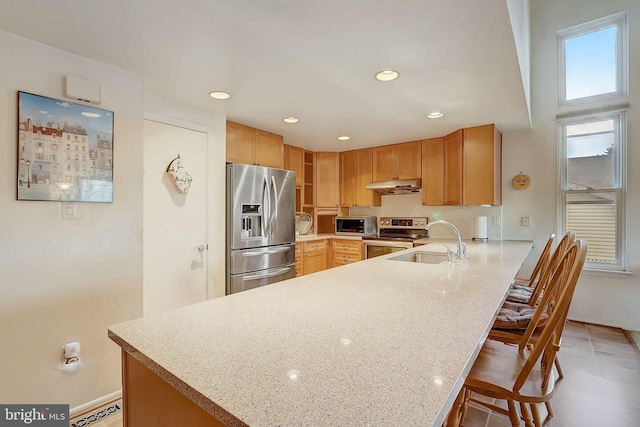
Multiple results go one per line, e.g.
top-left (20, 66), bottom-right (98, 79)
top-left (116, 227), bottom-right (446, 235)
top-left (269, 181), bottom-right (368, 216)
top-left (348, 194), bottom-right (502, 240)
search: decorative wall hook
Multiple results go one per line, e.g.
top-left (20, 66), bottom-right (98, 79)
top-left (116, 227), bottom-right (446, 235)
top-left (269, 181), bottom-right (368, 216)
top-left (511, 171), bottom-right (531, 190)
top-left (166, 154), bottom-right (193, 194)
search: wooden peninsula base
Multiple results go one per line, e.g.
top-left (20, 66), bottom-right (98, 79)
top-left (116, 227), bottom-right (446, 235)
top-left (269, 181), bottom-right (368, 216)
top-left (121, 351), bottom-right (226, 427)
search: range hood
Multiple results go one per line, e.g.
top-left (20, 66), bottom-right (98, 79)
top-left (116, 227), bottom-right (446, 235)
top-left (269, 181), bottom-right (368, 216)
top-left (365, 178), bottom-right (422, 194)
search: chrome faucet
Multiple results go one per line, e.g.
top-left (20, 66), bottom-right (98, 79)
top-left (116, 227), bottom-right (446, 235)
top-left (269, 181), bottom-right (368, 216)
top-left (425, 220), bottom-right (468, 261)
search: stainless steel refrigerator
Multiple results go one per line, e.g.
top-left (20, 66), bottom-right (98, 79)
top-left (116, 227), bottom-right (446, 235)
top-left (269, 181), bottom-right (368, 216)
top-left (226, 163), bottom-right (296, 294)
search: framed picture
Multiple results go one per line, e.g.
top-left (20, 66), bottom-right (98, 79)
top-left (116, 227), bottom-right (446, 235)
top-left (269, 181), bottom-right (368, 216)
top-left (17, 91), bottom-right (114, 202)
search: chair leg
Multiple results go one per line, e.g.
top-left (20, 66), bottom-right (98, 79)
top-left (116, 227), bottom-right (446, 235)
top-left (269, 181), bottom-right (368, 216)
top-left (519, 401), bottom-right (534, 427)
top-left (507, 400), bottom-right (521, 427)
top-left (530, 403), bottom-right (542, 427)
top-left (444, 387), bottom-right (469, 427)
top-left (544, 400), bottom-right (554, 424)
top-left (458, 388), bottom-right (471, 426)
top-left (554, 356), bottom-right (565, 380)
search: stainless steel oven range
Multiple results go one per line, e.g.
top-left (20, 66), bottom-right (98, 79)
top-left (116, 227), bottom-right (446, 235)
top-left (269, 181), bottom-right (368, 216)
top-left (363, 217), bottom-right (428, 259)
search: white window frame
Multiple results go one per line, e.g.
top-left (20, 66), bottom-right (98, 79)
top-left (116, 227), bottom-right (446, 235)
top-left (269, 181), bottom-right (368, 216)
top-left (557, 12), bottom-right (629, 272)
top-left (557, 12), bottom-right (628, 108)
top-left (558, 111), bottom-right (627, 271)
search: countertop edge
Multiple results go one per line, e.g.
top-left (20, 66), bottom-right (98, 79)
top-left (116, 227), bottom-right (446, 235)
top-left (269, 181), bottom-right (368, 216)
top-left (107, 329), bottom-right (248, 427)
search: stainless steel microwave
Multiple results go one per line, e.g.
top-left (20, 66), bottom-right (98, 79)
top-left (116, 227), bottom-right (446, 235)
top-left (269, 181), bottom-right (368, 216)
top-left (335, 216), bottom-right (377, 237)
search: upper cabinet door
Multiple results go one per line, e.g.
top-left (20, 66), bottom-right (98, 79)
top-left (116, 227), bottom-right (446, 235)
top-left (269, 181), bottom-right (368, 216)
top-left (373, 141), bottom-right (421, 181)
top-left (226, 121), bottom-right (255, 165)
top-left (225, 121), bottom-right (284, 168)
top-left (355, 148), bottom-right (378, 207)
top-left (340, 150), bottom-right (357, 207)
top-left (395, 141), bottom-right (422, 180)
top-left (285, 144), bottom-right (304, 187)
top-left (255, 130), bottom-right (284, 169)
top-left (372, 145), bottom-right (396, 181)
top-left (340, 148), bottom-right (378, 207)
top-left (463, 124), bottom-right (502, 206)
top-left (444, 130), bottom-right (463, 206)
top-left (421, 138), bottom-right (444, 206)
top-left (316, 152), bottom-right (339, 208)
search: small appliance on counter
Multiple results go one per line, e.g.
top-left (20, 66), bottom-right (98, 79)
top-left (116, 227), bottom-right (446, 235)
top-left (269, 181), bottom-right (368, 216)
top-left (335, 216), bottom-right (377, 237)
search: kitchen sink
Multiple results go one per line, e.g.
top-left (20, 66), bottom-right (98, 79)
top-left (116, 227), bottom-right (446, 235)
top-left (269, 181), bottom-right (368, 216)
top-left (388, 251), bottom-right (450, 264)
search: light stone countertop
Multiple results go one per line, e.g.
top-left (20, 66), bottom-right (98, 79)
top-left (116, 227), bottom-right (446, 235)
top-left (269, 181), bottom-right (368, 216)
top-left (109, 239), bottom-right (533, 427)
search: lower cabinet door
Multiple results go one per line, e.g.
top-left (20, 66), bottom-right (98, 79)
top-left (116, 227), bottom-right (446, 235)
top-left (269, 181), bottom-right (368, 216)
top-left (304, 251), bottom-right (327, 275)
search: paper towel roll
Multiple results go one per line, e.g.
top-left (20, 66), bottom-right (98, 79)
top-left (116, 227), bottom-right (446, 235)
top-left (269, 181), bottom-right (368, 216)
top-left (473, 216), bottom-right (488, 241)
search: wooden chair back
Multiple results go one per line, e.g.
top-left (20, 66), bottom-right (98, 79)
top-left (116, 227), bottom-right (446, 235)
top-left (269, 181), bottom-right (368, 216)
top-left (526, 230), bottom-right (575, 307)
top-left (520, 233), bottom-right (555, 288)
top-left (514, 239), bottom-right (587, 392)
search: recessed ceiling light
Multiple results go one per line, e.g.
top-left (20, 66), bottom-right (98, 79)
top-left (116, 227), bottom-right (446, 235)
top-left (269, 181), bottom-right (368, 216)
top-left (427, 112), bottom-right (445, 119)
top-left (338, 136), bottom-right (350, 141)
top-left (209, 91), bottom-right (230, 100)
top-left (375, 70), bottom-right (400, 82)
top-left (283, 117), bottom-right (299, 124)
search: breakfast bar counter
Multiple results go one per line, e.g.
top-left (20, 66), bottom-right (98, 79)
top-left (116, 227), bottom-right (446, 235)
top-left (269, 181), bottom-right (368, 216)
top-left (108, 240), bottom-right (533, 427)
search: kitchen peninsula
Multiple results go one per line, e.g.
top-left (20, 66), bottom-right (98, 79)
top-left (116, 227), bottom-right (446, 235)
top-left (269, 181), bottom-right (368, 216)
top-left (109, 240), bottom-right (532, 427)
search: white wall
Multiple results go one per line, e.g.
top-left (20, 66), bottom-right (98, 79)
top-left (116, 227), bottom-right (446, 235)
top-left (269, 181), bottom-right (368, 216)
top-left (502, 0), bottom-right (640, 330)
top-left (0, 30), bottom-right (144, 408)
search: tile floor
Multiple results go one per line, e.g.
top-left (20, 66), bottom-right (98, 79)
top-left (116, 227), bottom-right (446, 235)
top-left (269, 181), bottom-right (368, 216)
top-left (462, 321), bottom-right (640, 426)
top-left (74, 321), bottom-right (639, 427)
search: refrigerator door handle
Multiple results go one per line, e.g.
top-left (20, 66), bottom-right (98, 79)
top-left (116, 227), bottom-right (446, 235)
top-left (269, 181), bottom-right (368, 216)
top-left (242, 247), bottom-right (291, 257)
top-left (262, 175), bottom-right (270, 237)
top-left (242, 266), bottom-right (292, 281)
top-left (270, 175), bottom-right (278, 235)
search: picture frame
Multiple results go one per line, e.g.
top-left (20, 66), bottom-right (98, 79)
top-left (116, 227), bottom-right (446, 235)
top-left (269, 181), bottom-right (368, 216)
top-left (17, 91), bottom-right (114, 202)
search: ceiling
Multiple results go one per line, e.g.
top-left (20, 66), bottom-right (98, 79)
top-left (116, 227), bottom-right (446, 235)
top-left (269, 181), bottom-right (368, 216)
top-left (0, 0), bottom-right (530, 152)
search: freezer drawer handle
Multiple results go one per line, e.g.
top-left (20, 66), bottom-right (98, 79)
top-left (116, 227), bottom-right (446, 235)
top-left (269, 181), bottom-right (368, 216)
top-left (242, 247), bottom-right (291, 257)
top-left (242, 267), bottom-right (291, 281)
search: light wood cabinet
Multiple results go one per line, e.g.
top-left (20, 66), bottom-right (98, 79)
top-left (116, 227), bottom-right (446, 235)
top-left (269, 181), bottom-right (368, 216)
top-left (332, 239), bottom-right (363, 267)
top-left (315, 152), bottom-right (339, 208)
top-left (295, 242), bottom-right (304, 276)
top-left (441, 125), bottom-right (502, 206)
top-left (303, 151), bottom-right (315, 207)
top-left (373, 140), bottom-right (421, 181)
top-left (122, 351), bottom-right (225, 426)
top-left (226, 121), bottom-right (283, 168)
top-left (226, 121), bottom-right (255, 166)
top-left (302, 240), bottom-right (327, 275)
top-left (463, 124), bottom-right (502, 206)
top-left (285, 144), bottom-right (304, 187)
top-left (421, 137), bottom-right (444, 206)
top-left (340, 148), bottom-right (380, 207)
top-left (444, 130), bottom-right (463, 205)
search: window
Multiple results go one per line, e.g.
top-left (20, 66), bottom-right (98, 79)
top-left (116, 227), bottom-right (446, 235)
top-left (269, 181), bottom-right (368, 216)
top-left (558, 12), bottom-right (628, 106)
top-left (557, 13), bottom-right (628, 271)
top-left (559, 113), bottom-right (625, 269)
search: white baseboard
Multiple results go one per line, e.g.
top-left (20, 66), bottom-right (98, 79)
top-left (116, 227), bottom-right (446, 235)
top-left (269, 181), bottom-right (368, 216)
top-left (70, 390), bottom-right (122, 418)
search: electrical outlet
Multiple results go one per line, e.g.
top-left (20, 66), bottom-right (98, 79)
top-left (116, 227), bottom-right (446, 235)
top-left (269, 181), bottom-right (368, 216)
top-left (521, 217), bottom-right (531, 227)
top-left (492, 216), bottom-right (501, 226)
top-left (64, 342), bottom-right (80, 358)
